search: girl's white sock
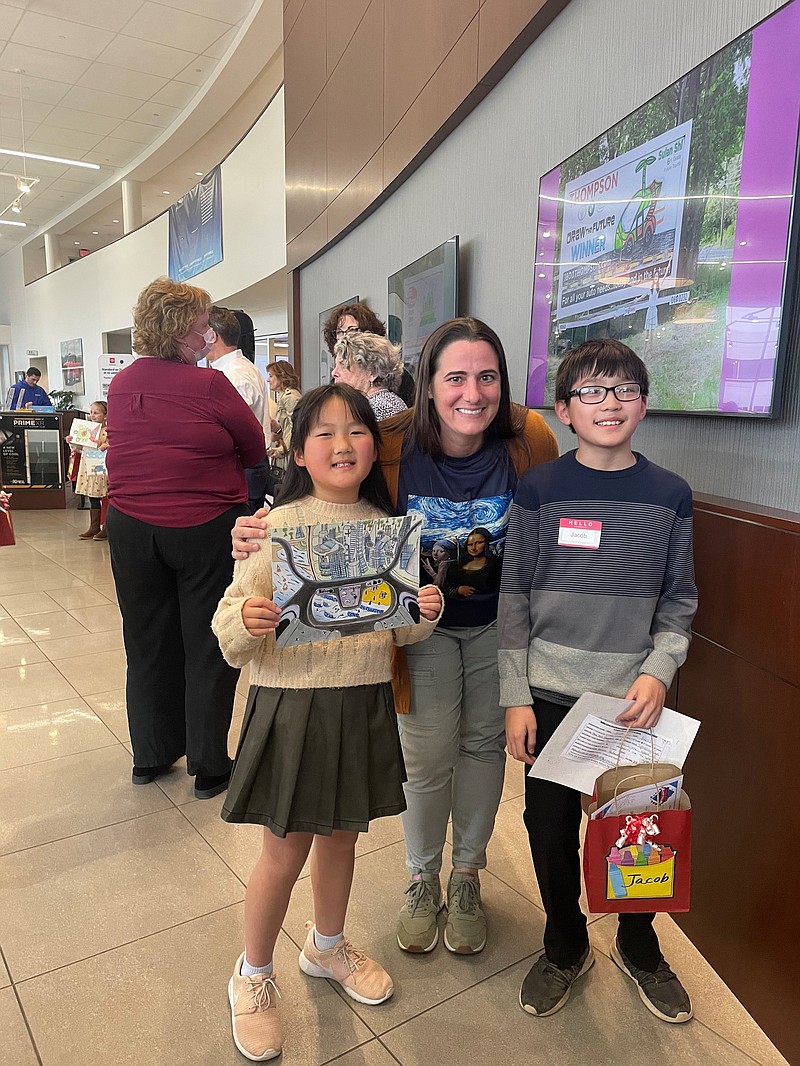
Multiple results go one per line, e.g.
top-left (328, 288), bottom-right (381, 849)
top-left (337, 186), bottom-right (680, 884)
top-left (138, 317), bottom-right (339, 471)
top-left (242, 955), bottom-right (273, 976)
top-left (313, 926), bottom-right (343, 952)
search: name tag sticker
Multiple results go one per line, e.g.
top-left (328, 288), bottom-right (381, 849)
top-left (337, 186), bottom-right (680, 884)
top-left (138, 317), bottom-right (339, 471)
top-left (558, 518), bottom-right (602, 549)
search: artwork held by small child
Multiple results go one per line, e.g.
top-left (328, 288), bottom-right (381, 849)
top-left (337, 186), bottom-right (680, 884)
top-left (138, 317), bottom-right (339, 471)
top-left (271, 513), bottom-right (422, 646)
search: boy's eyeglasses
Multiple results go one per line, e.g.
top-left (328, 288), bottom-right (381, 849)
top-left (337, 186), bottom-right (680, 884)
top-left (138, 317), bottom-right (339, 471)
top-left (567, 383), bottom-right (642, 404)
top-left (335, 326), bottom-right (361, 339)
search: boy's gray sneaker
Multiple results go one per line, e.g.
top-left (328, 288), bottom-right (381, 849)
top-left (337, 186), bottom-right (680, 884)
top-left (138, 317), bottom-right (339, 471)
top-left (611, 938), bottom-right (693, 1023)
top-left (396, 874), bottom-right (442, 953)
top-left (519, 946), bottom-right (594, 1016)
top-left (444, 872), bottom-right (486, 954)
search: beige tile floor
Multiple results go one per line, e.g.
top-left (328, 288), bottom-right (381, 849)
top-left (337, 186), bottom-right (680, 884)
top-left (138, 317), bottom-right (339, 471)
top-left (0, 506), bottom-right (789, 1066)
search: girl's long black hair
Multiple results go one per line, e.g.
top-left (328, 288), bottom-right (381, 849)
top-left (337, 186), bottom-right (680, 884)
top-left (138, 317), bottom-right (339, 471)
top-left (274, 383), bottom-right (395, 516)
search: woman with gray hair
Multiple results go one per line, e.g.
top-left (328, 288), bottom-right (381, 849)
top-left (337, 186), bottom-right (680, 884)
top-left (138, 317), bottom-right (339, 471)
top-left (332, 331), bottom-right (408, 420)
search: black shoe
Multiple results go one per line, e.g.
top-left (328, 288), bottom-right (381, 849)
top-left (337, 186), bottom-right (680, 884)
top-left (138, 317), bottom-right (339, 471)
top-left (194, 770), bottom-right (231, 799)
top-left (132, 763), bottom-right (173, 785)
top-left (611, 938), bottom-right (693, 1023)
top-left (519, 947), bottom-right (594, 1016)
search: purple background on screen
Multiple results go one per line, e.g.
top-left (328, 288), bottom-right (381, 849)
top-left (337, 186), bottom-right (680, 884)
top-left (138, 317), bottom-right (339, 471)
top-left (722, 1), bottom-right (800, 412)
top-left (526, 165), bottom-right (561, 407)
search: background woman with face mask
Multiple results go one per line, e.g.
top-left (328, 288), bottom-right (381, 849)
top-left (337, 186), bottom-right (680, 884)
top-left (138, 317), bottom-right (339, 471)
top-left (106, 276), bottom-right (266, 800)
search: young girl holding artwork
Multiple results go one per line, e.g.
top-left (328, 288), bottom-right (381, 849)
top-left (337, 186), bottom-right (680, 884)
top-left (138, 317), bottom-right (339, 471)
top-left (212, 383), bottom-right (443, 1061)
top-left (72, 400), bottom-right (109, 541)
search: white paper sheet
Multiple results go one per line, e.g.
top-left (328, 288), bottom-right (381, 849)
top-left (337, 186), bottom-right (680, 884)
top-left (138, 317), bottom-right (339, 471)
top-left (527, 692), bottom-right (700, 795)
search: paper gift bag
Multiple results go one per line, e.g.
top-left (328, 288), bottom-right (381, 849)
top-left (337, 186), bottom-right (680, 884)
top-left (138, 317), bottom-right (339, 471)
top-left (593, 763), bottom-right (683, 810)
top-left (583, 793), bottom-right (692, 913)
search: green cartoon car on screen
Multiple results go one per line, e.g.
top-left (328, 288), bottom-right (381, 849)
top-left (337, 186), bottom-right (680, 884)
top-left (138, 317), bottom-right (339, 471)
top-left (616, 155), bottom-right (662, 256)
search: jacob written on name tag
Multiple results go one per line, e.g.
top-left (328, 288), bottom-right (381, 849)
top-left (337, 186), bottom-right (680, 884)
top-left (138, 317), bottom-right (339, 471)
top-left (558, 518), bottom-right (602, 548)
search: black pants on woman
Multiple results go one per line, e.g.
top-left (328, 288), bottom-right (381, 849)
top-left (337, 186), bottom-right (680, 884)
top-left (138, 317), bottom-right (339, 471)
top-left (107, 504), bottom-right (248, 777)
top-left (524, 697), bottom-right (661, 972)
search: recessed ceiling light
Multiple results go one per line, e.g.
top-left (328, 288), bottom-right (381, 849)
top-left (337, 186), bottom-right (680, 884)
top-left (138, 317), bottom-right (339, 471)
top-left (195, 171), bottom-right (203, 176)
top-left (112, 219), bottom-right (119, 223)
top-left (92, 231), bottom-right (98, 235)
top-left (74, 241), bottom-right (80, 245)
top-left (162, 190), bottom-right (170, 195)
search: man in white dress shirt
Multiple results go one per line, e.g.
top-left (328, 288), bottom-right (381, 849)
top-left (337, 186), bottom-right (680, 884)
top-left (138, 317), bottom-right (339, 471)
top-left (207, 306), bottom-right (271, 512)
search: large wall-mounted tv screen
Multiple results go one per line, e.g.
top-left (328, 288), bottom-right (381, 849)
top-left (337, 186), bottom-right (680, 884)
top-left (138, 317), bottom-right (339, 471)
top-left (527, 0), bottom-right (800, 417)
top-left (388, 236), bottom-right (459, 378)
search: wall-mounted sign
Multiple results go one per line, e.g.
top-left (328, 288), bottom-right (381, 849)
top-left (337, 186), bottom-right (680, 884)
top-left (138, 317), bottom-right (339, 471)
top-left (98, 354), bottom-right (132, 399)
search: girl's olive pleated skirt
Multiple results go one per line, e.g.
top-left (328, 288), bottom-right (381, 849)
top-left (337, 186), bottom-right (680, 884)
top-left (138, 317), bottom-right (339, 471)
top-left (221, 682), bottom-right (407, 836)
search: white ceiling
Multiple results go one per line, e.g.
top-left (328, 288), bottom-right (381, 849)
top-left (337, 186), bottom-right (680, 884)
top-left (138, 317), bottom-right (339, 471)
top-left (0, 0), bottom-right (282, 268)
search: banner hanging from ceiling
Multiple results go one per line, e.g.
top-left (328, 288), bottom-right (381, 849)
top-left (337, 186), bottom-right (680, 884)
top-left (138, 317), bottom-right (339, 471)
top-left (168, 166), bottom-right (223, 282)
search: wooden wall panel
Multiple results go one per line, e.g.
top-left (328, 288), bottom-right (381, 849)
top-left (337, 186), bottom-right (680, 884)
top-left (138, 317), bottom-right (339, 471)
top-left (285, 91), bottom-right (327, 242)
top-left (327, 147), bottom-right (384, 239)
top-left (326, 0), bottom-right (384, 205)
top-left (283, 0), bottom-right (568, 301)
top-left (284, 0), bottom-right (326, 141)
top-left (477, 0), bottom-right (551, 80)
top-left (326, 0), bottom-right (372, 73)
top-left (693, 496), bottom-right (800, 686)
top-left (383, 0), bottom-right (479, 135)
top-left (283, 0), bottom-right (305, 39)
top-left (384, 17), bottom-right (480, 188)
top-left (669, 498), bottom-right (800, 1064)
top-left (676, 636), bottom-right (800, 1064)
top-left (287, 211), bottom-right (327, 272)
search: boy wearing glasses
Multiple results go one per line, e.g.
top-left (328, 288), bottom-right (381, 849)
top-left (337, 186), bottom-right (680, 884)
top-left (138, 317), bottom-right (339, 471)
top-left (498, 339), bottom-right (697, 1024)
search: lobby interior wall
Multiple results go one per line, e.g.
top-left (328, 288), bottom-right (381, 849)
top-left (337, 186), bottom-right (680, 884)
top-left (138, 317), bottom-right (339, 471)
top-left (0, 88), bottom-right (287, 410)
top-left (297, 0), bottom-right (799, 514)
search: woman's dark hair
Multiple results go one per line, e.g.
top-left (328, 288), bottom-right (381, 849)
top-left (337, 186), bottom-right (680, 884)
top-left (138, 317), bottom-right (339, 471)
top-left (410, 317), bottom-right (517, 459)
top-left (322, 302), bottom-right (386, 356)
top-left (275, 383), bottom-right (394, 515)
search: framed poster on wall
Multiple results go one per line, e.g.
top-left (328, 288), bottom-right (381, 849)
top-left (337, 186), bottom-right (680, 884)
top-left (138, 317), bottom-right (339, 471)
top-left (60, 338), bottom-right (85, 396)
top-left (387, 237), bottom-right (459, 379)
top-left (527, 0), bottom-right (800, 417)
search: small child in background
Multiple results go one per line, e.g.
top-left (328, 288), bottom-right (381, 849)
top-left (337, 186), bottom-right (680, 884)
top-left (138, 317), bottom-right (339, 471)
top-left (66, 440), bottom-right (86, 508)
top-left (212, 383), bottom-right (443, 1062)
top-left (72, 400), bottom-right (109, 541)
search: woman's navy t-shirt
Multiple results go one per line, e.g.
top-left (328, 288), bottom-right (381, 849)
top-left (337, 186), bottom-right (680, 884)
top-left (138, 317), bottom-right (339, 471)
top-left (397, 440), bottom-right (517, 629)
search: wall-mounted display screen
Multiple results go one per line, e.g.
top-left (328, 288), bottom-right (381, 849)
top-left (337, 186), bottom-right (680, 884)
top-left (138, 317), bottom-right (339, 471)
top-left (527, 0), bottom-right (800, 416)
top-left (388, 237), bottom-right (459, 378)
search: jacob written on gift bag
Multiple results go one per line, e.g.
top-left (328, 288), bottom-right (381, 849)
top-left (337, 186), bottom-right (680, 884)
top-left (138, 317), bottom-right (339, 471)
top-left (583, 743), bottom-right (692, 914)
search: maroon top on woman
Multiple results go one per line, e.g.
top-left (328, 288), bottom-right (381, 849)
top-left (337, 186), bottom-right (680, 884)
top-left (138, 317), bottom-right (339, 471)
top-left (107, 357), bottom-right (266, 527)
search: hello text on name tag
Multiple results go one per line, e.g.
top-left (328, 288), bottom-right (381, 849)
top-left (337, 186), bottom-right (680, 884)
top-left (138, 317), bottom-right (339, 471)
top-left (557, 518), bottom-right (602, 549)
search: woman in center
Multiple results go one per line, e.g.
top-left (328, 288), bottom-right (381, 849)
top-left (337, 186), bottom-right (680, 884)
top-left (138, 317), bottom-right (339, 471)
top-left (232, 317), bottom-right (558, 957)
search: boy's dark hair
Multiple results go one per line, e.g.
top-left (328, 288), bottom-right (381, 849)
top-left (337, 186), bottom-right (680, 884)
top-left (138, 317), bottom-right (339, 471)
top-left (275, 383), bottom-right (394, 516)
top-left (322, 302), bottom-right (386, 356)
top-left (208, 306), bottom-right (241, 348)
top-left (26, 367), bottom-right (40, 377)
top-left (555, 339), bottom-right (649, 404)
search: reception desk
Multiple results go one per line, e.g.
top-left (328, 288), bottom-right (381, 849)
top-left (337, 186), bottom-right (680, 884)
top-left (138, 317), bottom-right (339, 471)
top-left (0, 410), bottom-right (77, 509)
